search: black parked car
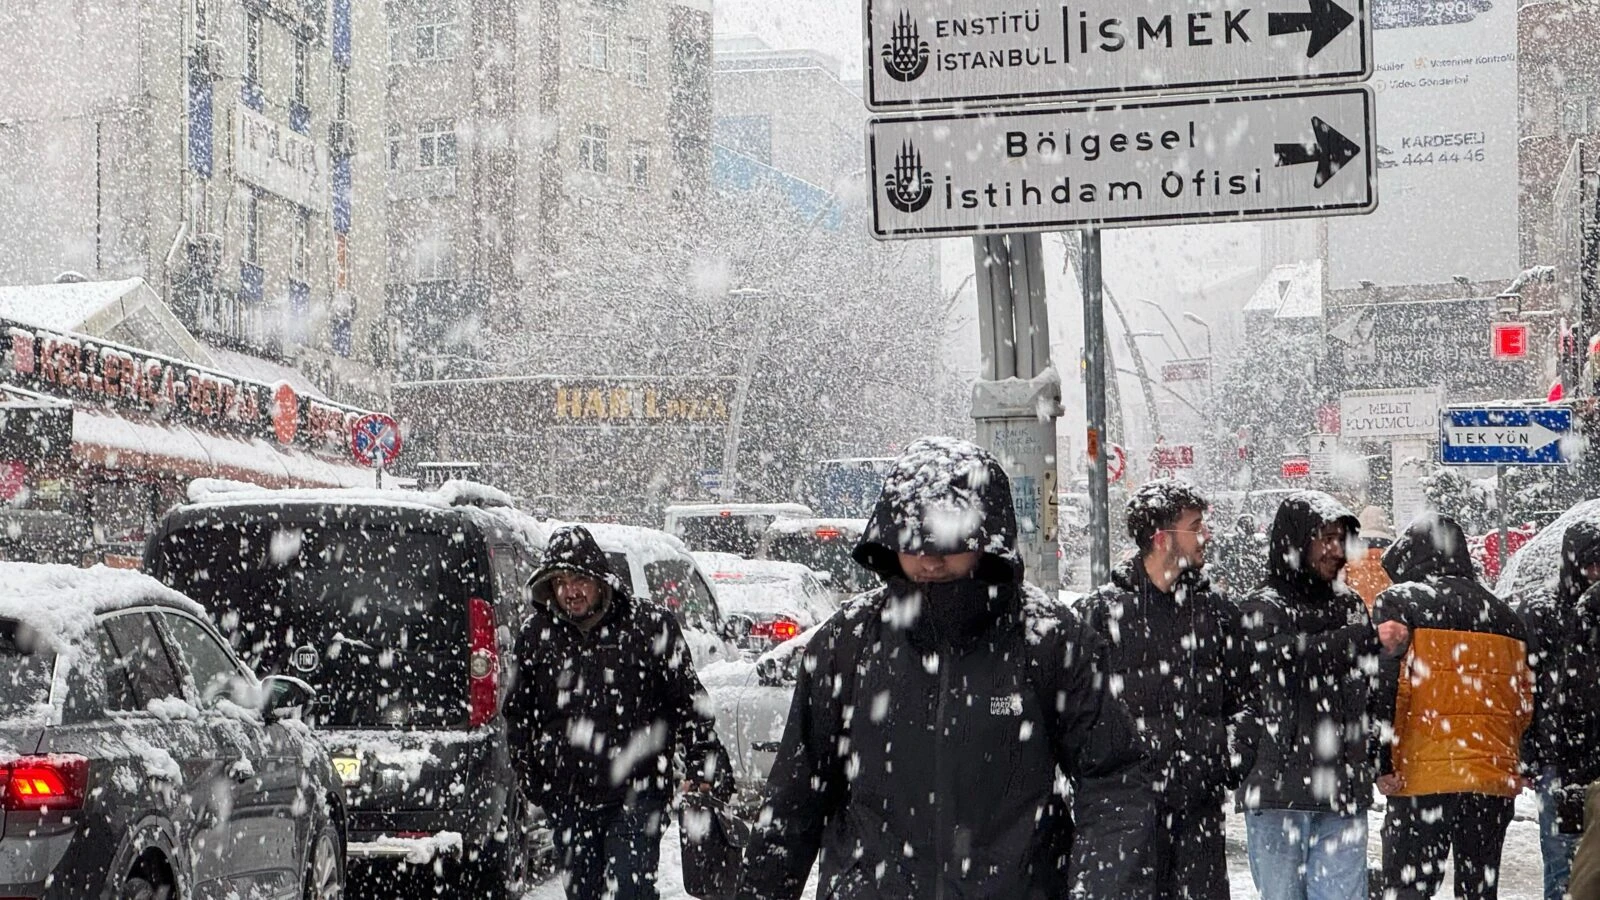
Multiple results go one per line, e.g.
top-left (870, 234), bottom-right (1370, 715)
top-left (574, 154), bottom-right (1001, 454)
top-left (0, 562), bottom-right (345, 900)
top-left (144, 480), bottom-right (552, 897)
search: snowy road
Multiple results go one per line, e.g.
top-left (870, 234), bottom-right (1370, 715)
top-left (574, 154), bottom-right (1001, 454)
top-left (502, 794), bottom-right (1548, 890)
top-left (510, 798), bottom-right (1546, 900)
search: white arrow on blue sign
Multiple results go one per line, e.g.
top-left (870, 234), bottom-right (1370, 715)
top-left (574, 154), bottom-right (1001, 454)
top-left (1439, 405), bottom-right (1574, 466)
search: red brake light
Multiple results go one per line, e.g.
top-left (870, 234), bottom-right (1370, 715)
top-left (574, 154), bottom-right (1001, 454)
top-left (468, 598), bottom-right (499, 729)
top-left (769, 619), bottom-right (800, 642)
top-left (814, 528), bottom-right (840, 541)
top-left (3, 755), bottom-right (89, 812)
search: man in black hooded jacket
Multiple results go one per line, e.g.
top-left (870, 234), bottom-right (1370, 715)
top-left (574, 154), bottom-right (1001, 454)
top-left (735, 437), bottom-right (1154, 900)
top-left (505, 524), bottom-right (733, 900)
top-left (1081, 479), bottom-right (1249, 900)
top-left (1520, 519), bottom-right (1600, 900)
top-left (1236, 491), bottom-right (1377, 900)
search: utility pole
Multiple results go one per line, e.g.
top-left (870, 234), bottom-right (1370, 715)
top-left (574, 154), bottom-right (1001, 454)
top-left (973, 232), bottom-right (1062, 590)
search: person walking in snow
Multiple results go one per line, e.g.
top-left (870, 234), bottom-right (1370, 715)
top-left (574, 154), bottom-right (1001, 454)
top-left (1370, 513), bottom-right (1533, 900)
top-left (505, 524), bottom-right (733, 900)
top-left (1236, 491), bottom-right (1378, 900)
top-left (735, 437), bottom-right (1155, 900)
top-left (1081, 480), bottom-right (1250, 900)
top-left (1521, 520), bottom-right (1600, 900)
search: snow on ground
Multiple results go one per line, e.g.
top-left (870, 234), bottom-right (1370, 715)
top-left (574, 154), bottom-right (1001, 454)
top-left (509, 801), bottom-right (1543, 900)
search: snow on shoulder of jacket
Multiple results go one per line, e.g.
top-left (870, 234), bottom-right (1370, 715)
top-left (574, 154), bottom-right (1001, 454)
top-left (852, 436), bottom-right (1023, 585)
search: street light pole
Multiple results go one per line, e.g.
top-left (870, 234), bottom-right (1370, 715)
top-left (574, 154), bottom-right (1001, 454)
top-left (1138, 298), bottom-right (1193, 357)
top-left (1182, 312), bottom-right (1213, 360)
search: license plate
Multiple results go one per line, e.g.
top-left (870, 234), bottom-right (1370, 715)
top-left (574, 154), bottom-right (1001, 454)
top-left (332, 756), bottom-right (362, 786)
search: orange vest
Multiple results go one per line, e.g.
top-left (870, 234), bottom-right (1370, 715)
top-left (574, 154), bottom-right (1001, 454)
top-left (1391, 628), bottom-right (1533, 797)
top-left (1345, 547), bottom-right (1391, 610)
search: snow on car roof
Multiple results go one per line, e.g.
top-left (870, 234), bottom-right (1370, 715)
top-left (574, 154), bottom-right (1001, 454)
top-left (574, 521), bottom-right (695, 566)
top-left (762, 517), bottom-right (869, 536)
top-left (692, 552), bottom-right (816, 582)
top-left (0, 562), bottom-right (205, 654)
top-left (1497, 498), bottom-right (1600, 600)
top-left (664, 502), bottom-right (814, 518)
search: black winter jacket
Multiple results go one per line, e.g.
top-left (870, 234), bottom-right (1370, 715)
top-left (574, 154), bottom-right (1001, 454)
top-left (505, 525), bottom-right (732, 810)
top-left (736, 437), bottom-right (1154, 900)
top-left (1522, 520), bottom-right (1600, 791)
top-left (1236, 492), bottom-right (1378, 816)
top-left (1082, 559), bottom-right (1250, 811)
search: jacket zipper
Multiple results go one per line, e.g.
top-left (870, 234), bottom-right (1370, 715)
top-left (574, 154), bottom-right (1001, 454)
top-left (934, 651), bottom-right (950, 900)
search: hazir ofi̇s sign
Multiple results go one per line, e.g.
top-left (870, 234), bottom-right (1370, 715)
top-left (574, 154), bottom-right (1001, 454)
top-left (869, 86), bottom-right (1375, 238)
top-left (864, 0), bottom-right (1370, 110)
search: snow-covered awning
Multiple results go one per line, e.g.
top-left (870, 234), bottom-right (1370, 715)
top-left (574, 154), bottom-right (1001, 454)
top-left (71, 409), bottom-right (373, 489)
top-left (0, 277), bottom-right (217, 367)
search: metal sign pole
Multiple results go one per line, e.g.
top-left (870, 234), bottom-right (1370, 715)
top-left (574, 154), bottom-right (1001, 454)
top-left (1082, 229), bottom-right (1112, 586)
top-left (1496, 464), bottom-right (1510, 569)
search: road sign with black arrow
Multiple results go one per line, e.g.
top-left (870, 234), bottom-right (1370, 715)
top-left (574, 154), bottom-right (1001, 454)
top-left (863, 0), bottom-right (1370, 110)
top-left (868, 86), bottom-right (1376, 238)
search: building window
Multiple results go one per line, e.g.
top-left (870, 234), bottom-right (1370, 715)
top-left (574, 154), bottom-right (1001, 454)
top-left (416, 7), bottom-right (458, 61)
top-left (626, 38), bottom-right (649, 86)
top-left (293, 37), bottom-right (309, 106)
top-left (387, 123), bottom-right (402, 170)
top-left (292, 211), bottom-right (310, 282)
top-left (245, 13), bottom-right (262, 87)
top-left (245, 193), bottom-right (261, 265)
top-left (415, 236), bottom-right (454, 282)
top-left (579, 124), bottom-right (608, 174)
top-left (581, 16), bottom-right (609, 70)
top-left (418, 119), bottom-right (457, 168)
top-left (629, 142), bottom-right (649, 187)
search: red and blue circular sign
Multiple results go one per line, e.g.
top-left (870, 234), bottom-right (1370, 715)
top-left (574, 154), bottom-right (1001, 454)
top-left (351, 414), bottom-right (402, 467)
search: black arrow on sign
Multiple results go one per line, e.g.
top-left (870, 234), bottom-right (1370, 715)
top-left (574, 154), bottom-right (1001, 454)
top-left (1274, 117), bottom-right (1361, 188)
top-left (1268, 0), bottom-right (1356, 59)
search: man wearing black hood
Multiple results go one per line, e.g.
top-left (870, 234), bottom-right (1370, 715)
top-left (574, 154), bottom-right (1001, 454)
top-left (1236, 491), bottom-right (1377, 900)
top-left (1081, 480), bottom-right (1249, 900)
top-left (735, 437), bottom-right (1154, 900)
top-left (505, 524), bottom-right (733, 900)
top-left (1521, 519), bottom-right (1600, 900)
top-left (1369, 513), bottom-right (1533, 900)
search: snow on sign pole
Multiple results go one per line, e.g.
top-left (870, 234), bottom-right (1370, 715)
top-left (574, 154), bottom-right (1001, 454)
top-left (351, 413), bottom-right (403, 487)
top-left (863, 0), bottom-right (1371, 111)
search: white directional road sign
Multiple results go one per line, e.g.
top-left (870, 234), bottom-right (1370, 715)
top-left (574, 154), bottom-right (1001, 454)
top-left (869, 86), bottom-right (1375, 239)
top-left (1439, 406), bottom-right (1574, 466)
top-left (864, 0), bottom-right (1370, 110)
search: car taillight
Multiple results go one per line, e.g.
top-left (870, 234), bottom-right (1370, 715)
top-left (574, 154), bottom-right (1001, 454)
top-left (751, 617), bottom-right (800, 643)
top-left (814, 528), bottom-right (840, 540)
top-left (468, 597), bottom-right (499, 729)
top-left (2, 755), bottom-right (89, 812)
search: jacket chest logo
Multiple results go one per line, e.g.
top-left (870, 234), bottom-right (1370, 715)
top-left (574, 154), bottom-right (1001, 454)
top-left (990, 694), bottom-right (1024, 717)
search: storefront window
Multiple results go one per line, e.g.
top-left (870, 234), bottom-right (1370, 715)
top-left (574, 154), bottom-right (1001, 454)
top-left (89, 480), bottom-right (157, 550)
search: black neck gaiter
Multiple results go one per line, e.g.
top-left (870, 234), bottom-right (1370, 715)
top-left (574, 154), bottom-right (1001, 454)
top-left (893, 576), bottom-right (1013, 651)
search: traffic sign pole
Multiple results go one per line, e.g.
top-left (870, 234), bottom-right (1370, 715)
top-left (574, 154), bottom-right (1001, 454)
top-left (1083, 229), bottom-right (1112, 586)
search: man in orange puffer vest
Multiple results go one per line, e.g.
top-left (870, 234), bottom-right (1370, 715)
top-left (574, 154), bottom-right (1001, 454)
top-left (1371, 513), bottom-right (1534, 900)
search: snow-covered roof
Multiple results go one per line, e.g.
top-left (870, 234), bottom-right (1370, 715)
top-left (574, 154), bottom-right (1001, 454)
top-left (665, 502), bottom-right (814, 519)
top-left (0, 563), bottom-right (204, 655)
top-left (184, 478), bottom-right (517, 510)
top-left (692, 552), bottom-right (816, 583)
top-left (0, 278), bottom-right (217, 366)
top-left (201, 343), bottom-right (330, 401)
top-left (1243, 261), bottom-right (1323, 320)
top-left (74, 410), bottom-right (373, 490)
top-left (762, 517), bottom-right (868, 536)
top-left (578, 522), bottom-right (695, 566)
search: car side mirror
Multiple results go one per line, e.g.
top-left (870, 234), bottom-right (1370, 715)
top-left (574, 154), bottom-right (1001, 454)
top-left (261, 674), bottom-right (317, 724)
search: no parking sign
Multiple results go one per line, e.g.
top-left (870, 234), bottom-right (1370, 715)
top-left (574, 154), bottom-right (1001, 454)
top-left (351, 414), bottom-right (402, 468)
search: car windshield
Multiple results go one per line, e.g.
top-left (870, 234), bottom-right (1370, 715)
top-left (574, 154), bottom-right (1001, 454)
top-left (0, 618), bottom-right (53, 720)
top-left (151, 517), bottom-right (476, 729)
top-left (675, 515), bottom-right (774, 557)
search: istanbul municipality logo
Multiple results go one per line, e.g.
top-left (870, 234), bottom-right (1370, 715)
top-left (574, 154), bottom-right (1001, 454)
top-left (881, 10), bottom-right (929, 82)
top-left (885, 141), bottom-right (933, 213)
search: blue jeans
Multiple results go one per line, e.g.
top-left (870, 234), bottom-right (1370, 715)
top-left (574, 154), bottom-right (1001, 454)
top-left (1539, 784), bottom-right (1581, 900)
top-left (1245, 809), bottom-right (1369, 900)
top-left (551, 798), bottom-right (667, 900)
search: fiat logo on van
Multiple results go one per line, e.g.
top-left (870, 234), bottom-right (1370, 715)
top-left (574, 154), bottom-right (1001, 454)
top-left (291, 645), bottom-right (320, 674)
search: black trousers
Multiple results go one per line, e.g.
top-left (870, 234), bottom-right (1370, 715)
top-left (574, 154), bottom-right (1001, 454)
top-left (1151, 801), bottom-right (1230, 900)
top-left (1379, 792), bottom-right (1516, 900)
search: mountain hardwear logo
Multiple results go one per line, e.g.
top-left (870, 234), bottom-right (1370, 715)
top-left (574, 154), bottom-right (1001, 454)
top-left (990, 694), bottom-right (1024, 716)
top-left (885, 141), bottom-right (933, 213)
top-left (881, 11), bottom-right (930, 82)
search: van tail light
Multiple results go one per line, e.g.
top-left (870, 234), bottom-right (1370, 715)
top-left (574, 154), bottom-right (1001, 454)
top-left (751, 617), bottom-right (800, 644)
top-left (468, 598), bottom-right (499, 729)
top-left (814, 528), bottom-right (840, 541)
top-left (2, 755), bottom-right (89, 812)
